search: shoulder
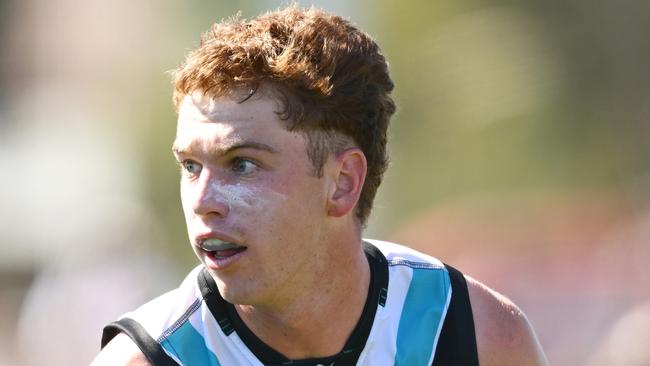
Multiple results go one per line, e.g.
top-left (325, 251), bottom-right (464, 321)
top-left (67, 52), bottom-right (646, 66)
top-left (120, 265), bottom-right (205, 335)
top-left (465, 276), bottom-right (549, 366)
top-left (365, 239), bottom-right (445, 268)
top-left (92, 266), bottom-right (205, 366)
top-left (90, 333), bottom-right (151, 366)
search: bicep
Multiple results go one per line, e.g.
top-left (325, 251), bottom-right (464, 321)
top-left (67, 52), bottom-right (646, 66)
top-left (466, 276), bottom-right (549, 366)
top-left (90, 332), bottom-right (152, 366)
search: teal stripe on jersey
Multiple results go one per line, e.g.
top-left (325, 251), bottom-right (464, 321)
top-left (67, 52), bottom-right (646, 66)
top-left (160, 321), bottom-right (222, 366)
top-left (394, 267), bottom-right (451, 366)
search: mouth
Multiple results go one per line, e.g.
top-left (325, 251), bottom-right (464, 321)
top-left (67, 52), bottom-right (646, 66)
top-left (199, 238), bottom-right (247, 259)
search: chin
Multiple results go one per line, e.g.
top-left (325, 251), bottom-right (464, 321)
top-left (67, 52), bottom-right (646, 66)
top-left (212, 274), bottom-right (257, 305)
top-left (221, 288), bottom-right (261, 306)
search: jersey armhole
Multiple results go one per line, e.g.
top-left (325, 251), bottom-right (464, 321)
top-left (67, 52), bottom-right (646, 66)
top-left (431, 264), bottom-right (479, 366)
top-left (101, 318), bottom-right (180, 366)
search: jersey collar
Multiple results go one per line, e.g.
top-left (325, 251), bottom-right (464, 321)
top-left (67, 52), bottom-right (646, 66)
top-left (197, 241), bottom-right (389, 366)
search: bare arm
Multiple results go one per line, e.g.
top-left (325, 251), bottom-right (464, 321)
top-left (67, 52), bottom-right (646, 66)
top-left (466, 276), bottom-right (549, 366)
top-left (89, 333), bottom-right (152, 366)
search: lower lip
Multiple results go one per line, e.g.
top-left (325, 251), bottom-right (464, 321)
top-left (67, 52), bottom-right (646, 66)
top-left (202, 248), bottom-right (247, 270)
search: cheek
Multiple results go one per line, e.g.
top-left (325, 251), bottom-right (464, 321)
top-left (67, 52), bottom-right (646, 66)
top-left (241, 189), bottom-right (288, 223)
top-left (252, 187), bottom-right (323, 243)
top-left (218, 184), bottom-right (291, 232)
top-left (219, 184), bottom-right (256, 212)
top-left (266, 163), bottom-right (324, 204)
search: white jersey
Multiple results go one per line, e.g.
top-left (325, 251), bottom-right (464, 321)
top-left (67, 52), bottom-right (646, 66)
top-left (101, 240), bottom-right (477, 365)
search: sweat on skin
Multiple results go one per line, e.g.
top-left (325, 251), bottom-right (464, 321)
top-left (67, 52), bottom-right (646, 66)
top-left (171, 92), bottom-right (352, 307)
top-left (198, 180), bottom-right (284, 255)
top-left (173, 94), bottom-right (294, 258)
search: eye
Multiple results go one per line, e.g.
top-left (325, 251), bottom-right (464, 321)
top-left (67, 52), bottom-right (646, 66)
top-left (181, 160), bottom-right (202, 177)
top-left (231, 158), bottom-right (258, 175)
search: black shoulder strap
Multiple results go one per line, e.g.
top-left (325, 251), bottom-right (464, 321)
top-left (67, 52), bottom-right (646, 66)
top-left (431, 264), bottom-right (479, 366)
top-left (101, 318), bottom-right (180, 366)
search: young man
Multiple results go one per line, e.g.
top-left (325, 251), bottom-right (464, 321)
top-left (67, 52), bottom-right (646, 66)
top-left (92, 6), bottom-right (547, 366)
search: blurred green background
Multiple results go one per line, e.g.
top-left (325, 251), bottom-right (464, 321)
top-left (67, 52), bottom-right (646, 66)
top-left (1, 0), bottom-right (649, 365)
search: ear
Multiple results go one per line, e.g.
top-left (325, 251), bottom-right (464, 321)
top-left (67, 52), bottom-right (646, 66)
top-left (326, 148), bottom-right (367, 218)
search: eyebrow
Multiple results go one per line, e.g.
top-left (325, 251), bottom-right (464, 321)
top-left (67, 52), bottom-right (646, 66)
top-left (171, 140), bottom-right (279, 157)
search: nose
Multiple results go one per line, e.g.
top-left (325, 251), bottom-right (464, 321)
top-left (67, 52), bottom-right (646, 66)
top-left (189, 170), bottom-right (230, 218)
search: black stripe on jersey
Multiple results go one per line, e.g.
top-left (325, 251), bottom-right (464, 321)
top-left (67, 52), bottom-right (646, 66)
top-left (101, 317), bottom-right (180, 366)
top-left (198, 269), bottom-right (235, 336)
top-left (431, 264), bottom-right (479, 366)
top-left (363, 240), bottom-right (389, 310)
top-left (197, 241), bottom-right (389, 366)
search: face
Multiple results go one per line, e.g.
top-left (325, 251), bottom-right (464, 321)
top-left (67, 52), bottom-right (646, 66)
top-left (173, 93), bottom-right (331, 307)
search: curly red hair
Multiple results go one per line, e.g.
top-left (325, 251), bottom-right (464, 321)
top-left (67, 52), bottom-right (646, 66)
top-left (173, 6), bottom-right (395, 225)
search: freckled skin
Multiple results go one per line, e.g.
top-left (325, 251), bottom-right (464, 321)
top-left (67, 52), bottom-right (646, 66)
top-left (174, 93), bottom-right (332, 309)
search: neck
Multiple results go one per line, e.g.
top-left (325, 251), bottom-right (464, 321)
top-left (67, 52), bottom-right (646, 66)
top-left (235, 237), bottom-right (370, 359)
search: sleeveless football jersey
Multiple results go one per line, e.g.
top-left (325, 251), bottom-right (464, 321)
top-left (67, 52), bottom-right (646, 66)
top-left (102, 240), bottom-right (478, 365)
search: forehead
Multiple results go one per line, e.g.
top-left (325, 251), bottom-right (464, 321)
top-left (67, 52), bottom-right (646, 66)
top-left (173, 93), bottom-right (290, 151)
top-left (177, 93), bottom-right (283, 127)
